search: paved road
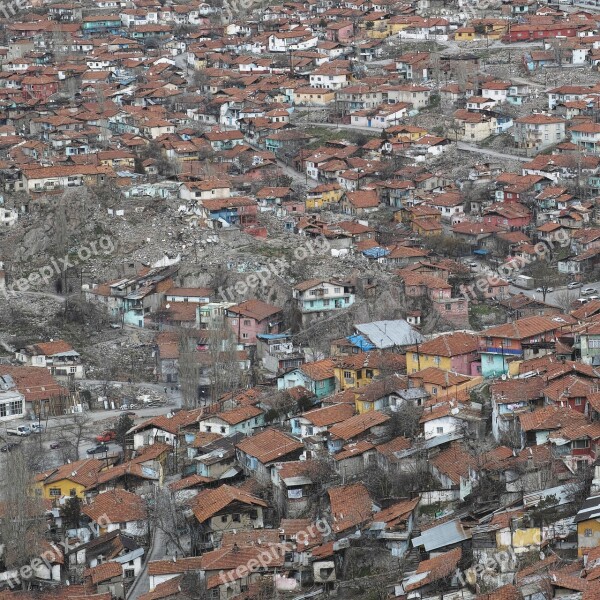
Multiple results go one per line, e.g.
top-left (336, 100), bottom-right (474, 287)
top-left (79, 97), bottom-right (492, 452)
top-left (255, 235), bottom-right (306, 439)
top-left (456, 142), bottom-right (531, 163)
top-left (127, 527), bottom-right (168, 600)
top-left (509, 280), bottom-right (600, 307)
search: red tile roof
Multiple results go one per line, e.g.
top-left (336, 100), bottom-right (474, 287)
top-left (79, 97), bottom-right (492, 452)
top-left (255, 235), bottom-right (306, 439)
top-left (236, 428), bottom-right (303, 464)
top-left (328, 483), bottom-right (373, 534)
top-left (190, 484), bottom-right (268, 524)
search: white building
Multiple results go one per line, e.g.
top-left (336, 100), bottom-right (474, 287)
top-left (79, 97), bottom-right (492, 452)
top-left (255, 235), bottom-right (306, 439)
top-left (0, 375), bottom-right (25, 421)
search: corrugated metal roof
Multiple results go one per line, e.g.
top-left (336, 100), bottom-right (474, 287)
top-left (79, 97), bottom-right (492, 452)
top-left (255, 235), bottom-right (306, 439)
top-left (411, 519), bottom-right (470, 552)
top-left (355, 319), bottom-right (423, 349)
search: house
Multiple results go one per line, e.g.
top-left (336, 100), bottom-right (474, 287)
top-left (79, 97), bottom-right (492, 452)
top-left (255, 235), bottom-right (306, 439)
top-left (129, 409), bottom-right (204, 450)
top-left (0, 366), bottom-right (69, 419)
top-left (291, 403), bottom-right (355, 439)
top-left (334, 352), bottom-right (406, 391)
top-left (327, 410), bottom-right (390, 454)
top-left (15, 340), bottom-right (84, 381)
top-left (479, 315), bottom-right (574, 377)
top-left (490, 376), bottom-right (545, 443)
top-left (236, 428), bottom-right (303, 485)
top-left (225, 299), bottom-right (283, 345)
top-left (513, 114), bottom-right (566, 152)
top-left (35, 458), bottom-right (105, 501)
top-left (394, 548), bottom-right (462, 597)
top-left (82, 489), bottom-right (148, 539)
top-left (271, 460), bottom-right (316, 518)
top-left (576, 495), bottom-right (600, 556)
top-left (570, 121), bottom-right (600, 154)
top-left (328, 483), bottom-right (376, 537)
top-left (199, 405), bottom-right (264, 436)
top-left (519, 405), bottom-right (587, 448)
top-left (190, 484), bottom-right (268, 551)
top-left (453, 109), bottom-right (498, 142)
top-left (340, 190), bottom-right (380, 216)
top-left (408, 367), bottom-right (480, 397)
top-left (406, 331), bottom-right (480, 376)
top-left (84, 562), bottom-right (124, 598)
top-left (278, 358), bottom-right (336, 399)
top-left (293, 279), bottom-right (356, 325)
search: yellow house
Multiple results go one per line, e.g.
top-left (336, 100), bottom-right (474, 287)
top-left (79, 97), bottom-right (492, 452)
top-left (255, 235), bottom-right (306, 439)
top-left (352, 373), bottom-right (407, 414)
top-left (335, 352), bottom-right (406, 392)
top-left (454, 27), bottom-right (476, 42)
top-left (306, 183), bottom-right (343, 210)
top-left (386, 125), bottom-right (429, 142)
top-left (408, 366), bottom-right (483, 397)
top-left (294, 87), bottom-right (335, 107)
top-left (577, 496), bottom-right (600, 556)
top-left (389, 16), bottom-right (412, 35)
top-left (362, 13), bottom-right (392, 39)
top-left (35, 458), bottom-right (106, 501)
top-left (406, 332), bottom-right (479, 375)
top-left (412, 218), bottom-right (442, 237)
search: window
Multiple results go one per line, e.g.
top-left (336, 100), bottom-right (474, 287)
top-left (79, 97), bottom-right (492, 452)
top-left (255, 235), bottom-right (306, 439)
top-left (124, 569), bottom-right (135, 579)
top-left (242, 333), bottom-right (248, 339)
top-left (232, 513), bottom-right (241, 522)
top-left (432, 387), bottom-right (438, 394)
top-left (343, 371), bottom-right (353, 379)
top-left (575, 398), bottom-right (583, 406)
top-left (220, 426), bottom-right (226, 433)
top-left (206, 426), bottom-right (212, 432)
top-left (434, 356), bottom-right (441, 365)
top-left (221, 515), bottom-right (228, 522)
top-left (49, 488), bottom-right (61, 497)
top-left (243, 319), bottom-right (251, 326)
top-left (585, 528), bottom-right (593, 537)
top-left (70, 488), bottom-right (77, 497)
top-left (445, 303), bottom-right (452, 311)
top-left (436, 427), bottom-right (443, 434)
top-left (573, 439), bottom-right (590, 449)
top-left (334, 287), bottom-right (341, 293)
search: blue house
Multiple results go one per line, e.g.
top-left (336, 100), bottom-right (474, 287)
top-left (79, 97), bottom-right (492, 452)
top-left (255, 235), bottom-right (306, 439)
top-left (278, 358), bottom-right (336, 399)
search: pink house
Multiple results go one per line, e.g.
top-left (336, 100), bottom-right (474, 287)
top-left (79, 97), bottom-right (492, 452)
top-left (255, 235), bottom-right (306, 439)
top-left (326, 21), bottom-right (354, 43)
top-left (402, 274), bottom-right (469, 327)
top-left (226, 299), bottom-right (283, 345)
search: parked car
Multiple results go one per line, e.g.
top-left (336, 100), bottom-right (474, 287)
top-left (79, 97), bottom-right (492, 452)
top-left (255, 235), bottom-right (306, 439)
top-left (50, 441), bottom-right (61, 449)
top-left (121, 411), bottom-right (136, 418)
top-left (582, 288), bottom-right (597, 295)
top-left (568, 282), bottom-right (583, 289)
top-left (95, 430), bottom-right (116, 443)
top-left (87, 444), bottom-right (109, 455)
top-left (30, 423), bottom-right (45, 434)
top-left (7, 426), bottom-right (31, 436)
top-left (1, 442), bottom-right (20, 452)
top-left (535, 287), bottom-right (554, 293)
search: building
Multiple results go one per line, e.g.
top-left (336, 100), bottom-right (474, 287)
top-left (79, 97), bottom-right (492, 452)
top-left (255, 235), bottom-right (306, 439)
top-left (293, 279), bottom-right (356, 325)
top-left (513, 114), bottom-right (566, 152)
top-left (16, 340), bottom-right (84, 381)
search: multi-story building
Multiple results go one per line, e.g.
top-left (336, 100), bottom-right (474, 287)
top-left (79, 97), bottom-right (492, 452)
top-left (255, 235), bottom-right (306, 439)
top-left (293, 279), bottom-right (356, 324)
top-left (513, 114), bottom-right (566, 152)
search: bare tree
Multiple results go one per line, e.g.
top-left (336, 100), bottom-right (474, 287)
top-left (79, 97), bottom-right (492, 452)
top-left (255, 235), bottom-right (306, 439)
top-left (0, 449), bottom-right (47, 587)
top-left (178, 329), bottom-right (201, 409)
top-left (207, 324), bottom-right (242, 402)
top-left (57, 413), bottom-right (93, 461)
top-left (148, 487), bottom-right (189, 558)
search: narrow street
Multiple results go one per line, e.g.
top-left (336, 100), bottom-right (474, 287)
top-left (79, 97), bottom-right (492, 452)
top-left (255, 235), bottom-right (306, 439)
top-left (456, 142), bottom-right (531, 163)
top-left (127, 527), bottom-right (168, 600)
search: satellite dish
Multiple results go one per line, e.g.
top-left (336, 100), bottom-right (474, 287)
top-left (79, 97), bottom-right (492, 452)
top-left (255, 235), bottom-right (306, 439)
top-left (165, 303), bottom-right (170, 309)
